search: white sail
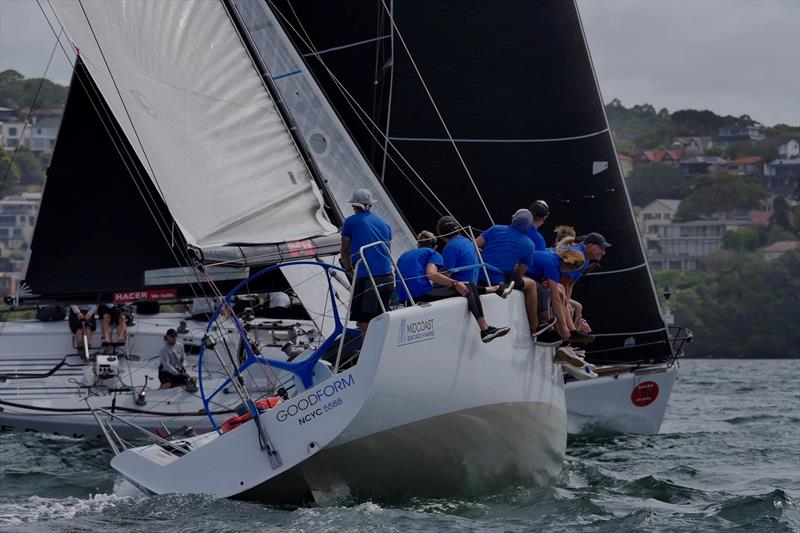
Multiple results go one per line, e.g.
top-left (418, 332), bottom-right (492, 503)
top-left (49, 0), bottom-right (336, 247)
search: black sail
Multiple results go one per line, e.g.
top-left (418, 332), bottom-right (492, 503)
top-left (270, 0), bottom-right (672, 363)
top-left (22, 59), bottom-right (185, 301)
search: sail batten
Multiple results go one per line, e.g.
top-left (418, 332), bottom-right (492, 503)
top-left (49, 0), bottom-right (336, 248)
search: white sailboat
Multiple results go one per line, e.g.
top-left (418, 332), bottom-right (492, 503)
top-left (2, 0), bottom-right (566, 501)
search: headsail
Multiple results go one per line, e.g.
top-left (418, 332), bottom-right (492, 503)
top-left (49, 0), bottom-right (336, 248)
top-left (270, 0), bottom-right (672, 363)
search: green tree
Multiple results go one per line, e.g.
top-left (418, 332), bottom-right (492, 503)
top-left (625, 164), bottom-right (687, 206)
top-left (675, 173), bottom-right (767, 220)
top-left (0, 146), bottom-right (21, 195)
top-left (0, 69), bottom-right (68, 110)
top-left (721, 227), bottom-right (761, 252)
top-left (11, 146), bottom-right (45, 186)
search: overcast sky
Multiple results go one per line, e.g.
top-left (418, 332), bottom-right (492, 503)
top-left (0, 0), bottom-right (798, 126)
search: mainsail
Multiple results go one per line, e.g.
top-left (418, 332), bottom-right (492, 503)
top-left (268, 0), bottom-right (672, 363)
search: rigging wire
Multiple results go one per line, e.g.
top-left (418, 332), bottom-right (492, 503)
top-left (268, 1), bottom-right (455, 221)
top-left (377, 0), bottom-right (494, 226)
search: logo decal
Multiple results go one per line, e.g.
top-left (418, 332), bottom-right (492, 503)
top-left (631, 381), bottom-right (659, 407)
top-left (397, 317), bottom-right (436, 346)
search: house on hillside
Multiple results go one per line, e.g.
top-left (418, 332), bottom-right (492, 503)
top-left (725, 156), bottom-right (762, 177)
top-left (670, 136), bottom-right (713, 155)
top-left (713, 124), bottom-right (765, 150)
top-left (0, 107), bottom-right (17, 122)
top-left (637, 148), bottom-right (684, 166)
top-left (679, 156), bottom-right (727, 176)
top-left (763, 159), bottom-right (800, 199)
top-left (647, 218), bottom-right (752, 271)
top-left (778, 139), bottom-right (799, 159)
top-left (618, 153), bottom-right (633, 177)
top-left (637, 199), bottom-right (680, 238)
top-left (29, 117), bottom-right (61, 152)
top-left (763, 241), bottom-right (800, 261)
top-left (0, 192), bottom-right (41, 250)
top-left (0, 121), bottom-right (30, 150)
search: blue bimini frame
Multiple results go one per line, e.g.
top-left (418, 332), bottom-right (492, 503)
top-left (198, 261), bottom-right (361, 434)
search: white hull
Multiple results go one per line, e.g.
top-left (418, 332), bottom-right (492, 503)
top-left (565, 363), bottom-right (677, 434)
top-left (110, 293), bottom-right (567, 502)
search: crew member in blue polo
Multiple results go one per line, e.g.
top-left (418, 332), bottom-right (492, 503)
top-left (340, 189), bottom-right (394, 332)
top-left (475, 209), bottom-right (547, 340)
top-left (527, 200), bottom-right (549, 251)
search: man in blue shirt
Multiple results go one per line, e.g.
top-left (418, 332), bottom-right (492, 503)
top-left (340, 189), bottom-right (394, 332)
top-left (398, 229), bottom-right (509, 343)
top-left (475, 209), bottom-right (551, 340)
top-left (527, 200), bottom-right (549, 251)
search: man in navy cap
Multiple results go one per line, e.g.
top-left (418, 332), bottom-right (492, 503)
top-left (527, 200), bottom-right (550, 251)
top-left (340, 189), bottom-right (394, 332)
top-left (158, 328), bottom-right (189, 389)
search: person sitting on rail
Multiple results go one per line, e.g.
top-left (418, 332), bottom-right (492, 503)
top-left (475, 209), bottom-right (552, 340)
top-left (550, 225), bottom-right (590, 334)
top-left (526, 239), bottom-right (591, 346)
top-left (527, 200), bottom-right (550, 251)
top-left (68, 304), bottom-right (97, 349)
top-left (158, 328), bottom-right (191, 389)
top-left (340, 188), bottom-right (394, 333)
top-left (98, 303), bottom-right (131, 345)
top-left (397, 230), bottom-right (510, 343)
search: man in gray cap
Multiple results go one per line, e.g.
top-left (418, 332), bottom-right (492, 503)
top-left (340, 189), bottom-right (394, 332)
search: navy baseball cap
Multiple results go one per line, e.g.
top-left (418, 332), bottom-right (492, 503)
top-left (582, 232), bottom-right (612, 248)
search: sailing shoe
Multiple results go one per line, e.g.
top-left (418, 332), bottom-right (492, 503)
top-left (567, 330), bottom-right (595, 345)
top-left (531, 318), bottom-right (556, 337)
top-left (534, 328), bottom-right (564, 347)
top-left (496, 281), bottom-right (515, 299)
top-left (481, 325), bottom-right (511, 343)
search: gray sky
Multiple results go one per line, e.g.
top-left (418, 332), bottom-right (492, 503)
top-left (0, 0), bottom-right (798, 126)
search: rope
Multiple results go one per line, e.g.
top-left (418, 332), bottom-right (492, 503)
top-left (378, 0), bottom-right (494, 227)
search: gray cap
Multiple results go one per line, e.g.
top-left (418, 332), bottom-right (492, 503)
top-left (511, 209), bottom-right (533, 234)
top-left (348, 188), bottom-right (377, 206)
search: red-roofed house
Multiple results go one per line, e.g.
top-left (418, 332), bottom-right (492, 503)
top-left (638, 148), bottom-right (683, 166)
top-left (726, 156), bottom-right (763, 177)
top-left (763, 240), bottom-right (800, 262)
top-left (750, 210), bottom-right (771, 226)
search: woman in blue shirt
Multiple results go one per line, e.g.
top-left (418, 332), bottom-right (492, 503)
top-left (397, 229), bottom-right (509, 343)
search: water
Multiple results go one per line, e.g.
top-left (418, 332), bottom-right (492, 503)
top-left (1, 359), bottom-right (798, 532)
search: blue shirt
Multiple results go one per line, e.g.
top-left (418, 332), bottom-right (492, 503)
top-left (442, 235), bottom-right (478, 284)
top-left (480, 225), bottom-right (534, 284)
top-left (562, 243), bottom-right (589, 282)
top-left (342, 210), bottom-right (392, 278)
top-left (527, 250), bottom-right (562, 282)
top-left (527, 227), bottom-right (547, 251)
top-left (396, 248), bottom-right (443, 303)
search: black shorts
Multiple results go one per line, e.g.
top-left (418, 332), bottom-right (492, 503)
top-left (99, 305), bottom-right (131, 325)
top-left (68, 310), bottom-right (96, 333)
top-left (350, 274), bottom-right (394, 323)
top-left (159, 366), bottom-right (189, 386)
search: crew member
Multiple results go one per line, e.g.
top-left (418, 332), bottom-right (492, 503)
top-left (158, 328), bottom-right (190, 389)
top-left (527, 200), bottom-right (550, 251)
top-left (475, 209), bottom-right (547, 339)
top-left (98, 303), bottom-right (130, 344)
top-left (397, 230), bottom-right (509, 343)
top-left (527, 239), bottom-right (591, 346)
top-left (68, 304), bottom-right (97, 349)
top-left (340, 189), bottom-right (394, 332)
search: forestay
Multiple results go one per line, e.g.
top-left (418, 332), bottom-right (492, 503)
top-left (49, 0), bottom-right (336, 247)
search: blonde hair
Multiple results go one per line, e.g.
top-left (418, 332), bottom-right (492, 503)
top-left (417, 230), bottom-right (437, 249)
top-left (555, 236), bottom-right (584, 271)
top-left (553, 225), bottom-right (576, 244)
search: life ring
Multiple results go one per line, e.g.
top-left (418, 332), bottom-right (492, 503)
top-left (221, 396), bottom-right (282, 433)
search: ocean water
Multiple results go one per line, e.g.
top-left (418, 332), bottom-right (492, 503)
top-left (0, 359), bottom-right (797, 532)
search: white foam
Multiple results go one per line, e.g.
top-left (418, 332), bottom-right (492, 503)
top-left (0, 493), bottom-right (129, 525)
